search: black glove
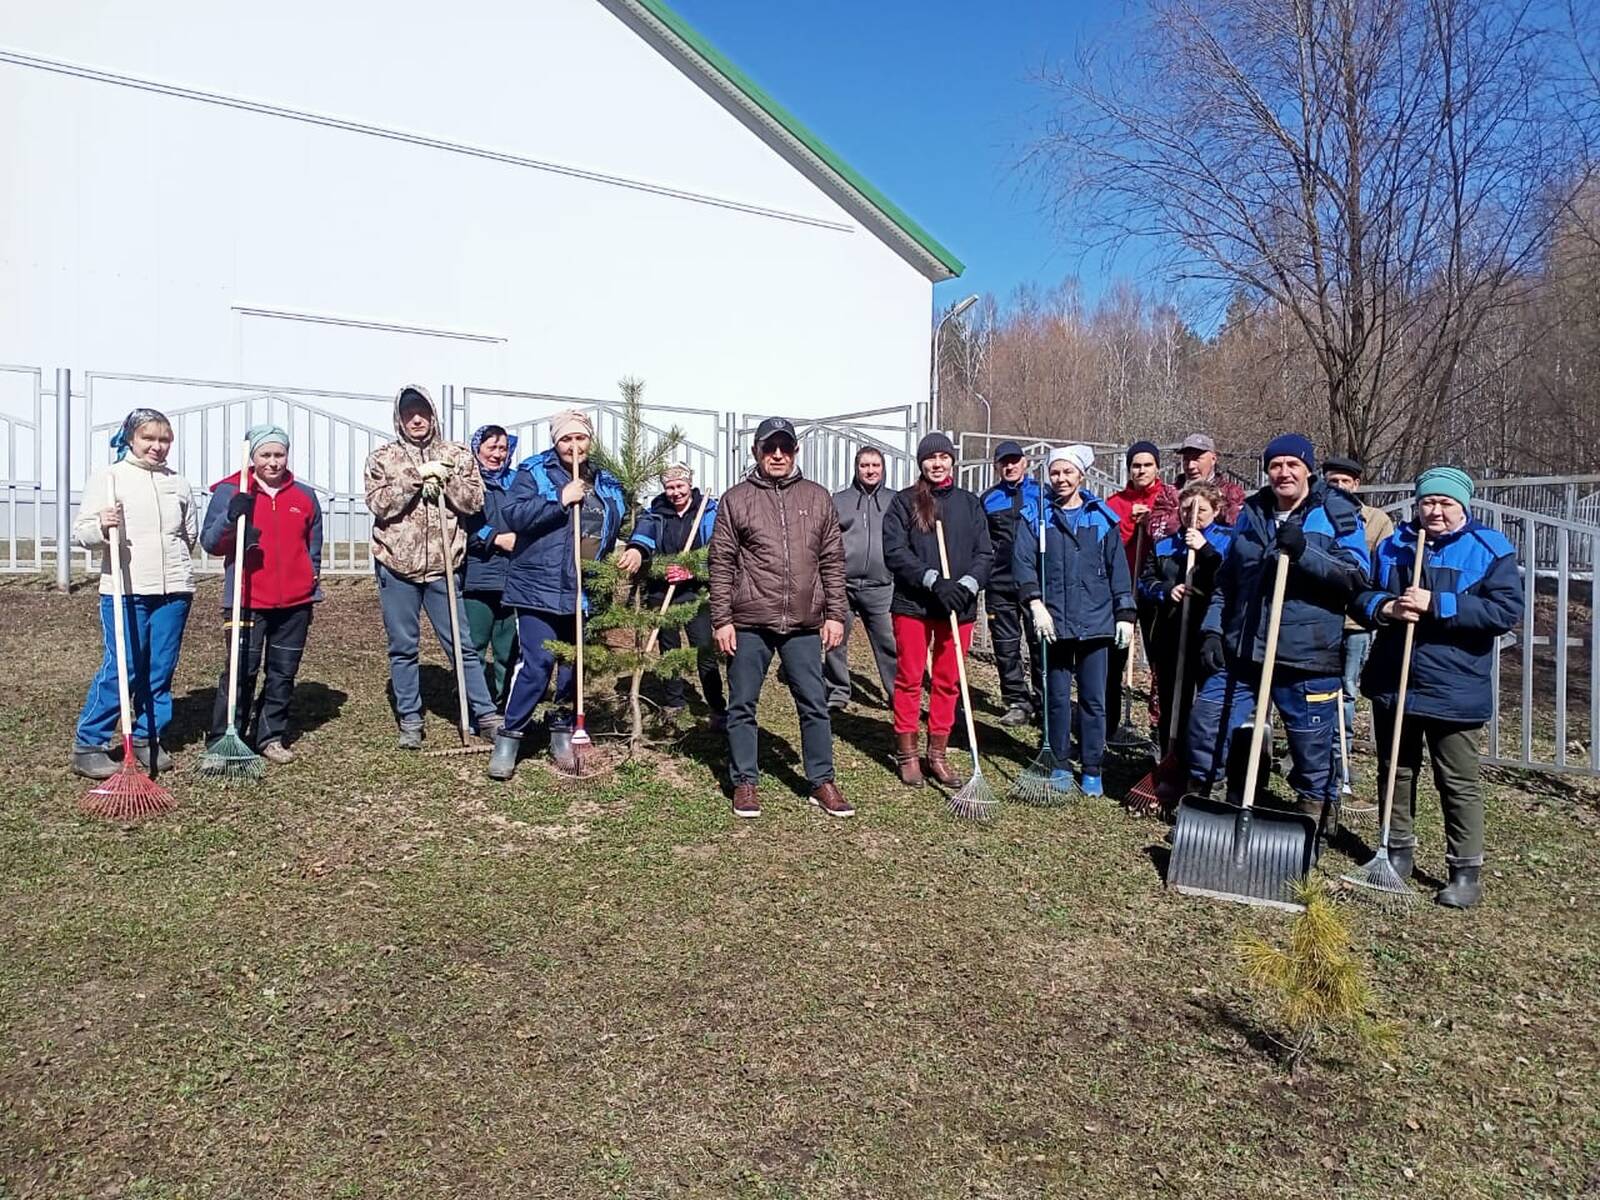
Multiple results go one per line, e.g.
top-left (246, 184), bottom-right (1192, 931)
top-left (1275, 520), bottom-right (1306, 561)
top-left (1200, 630), bottom-right (1226, 676)
top-left (226, 492), bottom-right (254, 524)
top-left (243, 524), bottom-right (262, 549)
top-left (932, 579), bottom-right (970, 612)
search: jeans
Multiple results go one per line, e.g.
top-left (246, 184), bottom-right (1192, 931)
top-left (1186, 662), bottom-right (1341, 802)
top-left (985, 587), bottom-right (1039, 711)
top-left (1041, 639), bottom-right (1110, 771)
top-left (503, 609), bottom-right (576, 733)
top-left (656, 601), bottom-right (725, 713)
top-left (76, 592), bottom-right (193, 749)
top-left (209, 604), bottom-right (312, 747)
top-left (824, 581), bottom-right (898, 706)
top-left (1372, 705), bottom-right (1485, 866)
top-left (890, 613), bottom-right (974, 735)
top-left (465, 590), bottom-right (519, 705)
top-left (375, 564), bottom-right (497, 731)
top-left (726, 628), bottom-right (834, 788)
top-left (1339, 629), bottom-right (1372, 755)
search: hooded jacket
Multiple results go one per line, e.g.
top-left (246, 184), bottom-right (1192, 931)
top-left (1012, 490), bottom-right (1135, 641)
top-left (627, 488), bottom-right (719, 602)
top-left (881, 481), bottom-right (993, 622)
top-left (200, 469), bottom-right (323, 610)
top-left (363, 386), bottom-right (483, 582)
top-left (73, 457), bottom-right (199, 596)
top-left (833, 478), bottom-right (894, 588)
top-left (708, 466), bottom-right (846, 633)
top-left (980, 474), bottom-right (1044, 592)
top-left (499, 448), bottom-right (627, 613)
top-left (463, 432), bottom-right (520, 594)
top-left (1356, 518), bottom-right (1522, 724)
top-left (1203, 479), bottom-right (1369, 674)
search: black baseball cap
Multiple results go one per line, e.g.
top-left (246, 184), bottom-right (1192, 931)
top-left (1322, 454), bottom-right (1363, 478)
top-left (753, 417), bottom-right (797, 447)
top-left (994, 439), bottom-right (1024, 461)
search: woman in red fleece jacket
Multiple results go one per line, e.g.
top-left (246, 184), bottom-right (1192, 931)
top-left (199, 424), bottom-right (323, 764)
top-left (1105, 440), bottom-right (1179, 737)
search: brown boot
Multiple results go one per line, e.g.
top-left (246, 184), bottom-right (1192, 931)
top-left (894, 732), bottom-right (924, 787)
top-left (924, 733), bottom-right (964, 787)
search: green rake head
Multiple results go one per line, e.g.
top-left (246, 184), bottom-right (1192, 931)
top-left (1008, 749), bottom-right (1076, 807)
top-left (196, 729), bottom-right (266, 782)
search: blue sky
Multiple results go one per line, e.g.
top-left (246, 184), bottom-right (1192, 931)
top-left (664, 0), bottom-right (1133, 308)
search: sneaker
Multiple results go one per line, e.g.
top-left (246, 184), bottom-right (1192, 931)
top-left (1080, 774), bottom-right (1104, 797)
top-left (397, 725), bottom-right (424, 751)
top-left (260, 741), bottom-right (296, 765)
top-left (732, 783), bottom-right (761, 819)
top-left (999, 704), bottom-right (1032, 727)
top-left (809, 781), bottom-right (855, 818)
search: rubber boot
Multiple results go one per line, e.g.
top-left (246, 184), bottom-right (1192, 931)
top-left (924, 733), bottom-right (963, 787)
top-left (550, 727), bottom-right (578, 774)
top-left (1435, 864), bottom-right (1483, 909)
top-left (1296, 797), bottom-right (1327, 862)
top-left (487, 730), bottom-right (522, 781)
top-left (70, 746), bottom-right (117, 781)
top-left (894, 732), bottom-right (924, 787)
top-left (1389, 844), bottom-right (1414, 881)
top-left (132, 740), bottom-right (175, 773)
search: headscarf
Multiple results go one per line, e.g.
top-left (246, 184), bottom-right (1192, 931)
top-left (550, 409), bottom-right (594, 443)
top-left (470, 425), bottom-right (520, 491)
top-left (246, 423), bottom-right (289, 455)
top-left (110, 408), bottom-right (171, 462)
top-left (662, 463), bottom-right (694, 485)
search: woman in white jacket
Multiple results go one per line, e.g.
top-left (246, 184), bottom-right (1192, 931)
top-left (70, 408), bottom-right (198, 779)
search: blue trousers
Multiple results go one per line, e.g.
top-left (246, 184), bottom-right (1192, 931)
top-left (1186, 662), bottom-right (1340, 801)
top-left (375, 564), bottom-right (498, 731)
top-left (1042, 638), bottom-right (1109, 771)
top-left (75, 592), bottom-right (192, 749)
top-left (1339, 629), bottom-right (1372, 762)
top-left (503, 609), bottom-right (577, 733)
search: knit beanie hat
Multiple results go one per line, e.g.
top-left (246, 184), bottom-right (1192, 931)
top-left (1263, 432), bottom-right (1315, 471)
top-left (1126, 439), bottom-right (1161, 467)
top-left (1416, 466), bottom-right (1474, 508)
top-left (917, 432), bottom-right (956, 463)
top-left (1049, 444), bottom-right (1094, 474)
top-left (549, 409), bottom-right (594, 442)
top-left (247, 423), bottom-right (289, 455)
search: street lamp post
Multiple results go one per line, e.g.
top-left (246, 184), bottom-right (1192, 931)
top-left (929, 293), bottom-right (978, 434)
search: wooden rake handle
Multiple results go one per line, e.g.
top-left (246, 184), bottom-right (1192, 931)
top-left (643, 489), bottom-right (711, 655)
top-left (224, 439), bottom-right (253, 730)
top-left (935, 520), bottom-right (983, 764)
top-left (1166, 545), bottom-right (1197, 745)
top-left (1379, 527), bottom-right (1430, 838)
top-left (438, 489), bottom-right (473, 744)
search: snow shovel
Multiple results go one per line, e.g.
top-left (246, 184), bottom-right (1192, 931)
top-left (1108, 523), bottom-right (1155, 758)
top-left (426, 488), bottom-right (494, 757)
top-left (1166, 551), bottom-right (1316, 912)
top-left (80, 471), bottom-right (176, 820)
top-left (199, 440), bottom-right (266, 780)
top-left (1126, 544), bottom-right (1195, 818)
top-left (1343, 528), bottom-right (1426, 907)
top-left (936, 519), bottom-right (998, 823)
top-left (567, 503), bottom-right (593, 772)
top-left (1011, 469), bottom-right (1072, 804)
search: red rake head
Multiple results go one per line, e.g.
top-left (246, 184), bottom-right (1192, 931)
top-left (80, 759), bottom-right (175, 821)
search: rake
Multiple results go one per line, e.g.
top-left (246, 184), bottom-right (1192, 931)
top-left (197, 440), bottom-right (265, 781)
top-left (1126, 543), bottom-right (1195, 818)
top-left (1107, 525), bottom-right (1156, 759)
top-left (936, 520), bottom-right (999, 822)
top-left (81, 472), bottom-right (176, 820)
top-left (1342, 528), bottom-right (1427, 907)
top-left (1334, 682), bottom-right (1375, 821)
top-left (1010, 468), bottom-right (1073, 805)
top-left (566, 502), bottom-right (593, 775)
top-left (426, 488), bottom-right (496, 757)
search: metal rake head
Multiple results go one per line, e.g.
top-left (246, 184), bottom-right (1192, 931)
top-left (947, 770), bottom-right (1000, 823)
top-left (196, 730), bottom-right (266, 782)
top-left (80, 760), bottom-right (176, 821)
top-left (1008, 752), bottom-right (1076, 807)
top-left (1341, 851), bottom-right (1420, 908)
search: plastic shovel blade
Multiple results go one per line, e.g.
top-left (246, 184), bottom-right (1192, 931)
top-left (1165, 793), bottom-right (1316, 912)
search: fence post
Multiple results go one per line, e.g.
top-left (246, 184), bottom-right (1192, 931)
top-left (55, 368), bottom-right (71, 592)
top-left (440, 384), bottom-right (455, 442)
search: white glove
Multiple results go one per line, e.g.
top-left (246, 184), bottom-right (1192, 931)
top-left (421, 478), bottom-right (443, 503)
top-left (1029, 599), bottom-right (1057, 644)
top-left (418, 460), bottom-right (452, 483)
top-left (1115, 620), bottom-right (1135, 650)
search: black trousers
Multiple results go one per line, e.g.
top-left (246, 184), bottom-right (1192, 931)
top-left (986, 586), bottom-right (1039, 710)
top-left (656, 601), bottom-right (726, 713)
top-left (209, 604), bottom-right (313, 747)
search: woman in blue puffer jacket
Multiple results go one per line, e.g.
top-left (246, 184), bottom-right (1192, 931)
top-left (487, 410), bottom-right (626, 779)
top-left (463, 425), bottom-right (520, 705)
top-left (1012, 444), bottom-right (1136, 796)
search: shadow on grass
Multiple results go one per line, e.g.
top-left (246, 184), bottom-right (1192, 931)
top-left (165, 680), bottom-right (350, 751)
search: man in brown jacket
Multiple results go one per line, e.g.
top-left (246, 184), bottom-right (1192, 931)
top-left (710, 417), bottom-right (851, 819)
top-left (365, 385), bottom-right (500, 749)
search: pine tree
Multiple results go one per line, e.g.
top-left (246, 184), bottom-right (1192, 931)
top-left (588, 376), bottom-right (685, 535)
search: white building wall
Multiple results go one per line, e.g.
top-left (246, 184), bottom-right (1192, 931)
top-left (0, 0), bottom-right (935, 455)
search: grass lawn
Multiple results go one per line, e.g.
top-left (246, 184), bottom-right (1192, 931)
top-left (2, 577), bottom-right (1597, 1199)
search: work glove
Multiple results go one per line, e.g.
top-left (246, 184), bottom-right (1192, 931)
top-left (1115, 620), bottom-right (1135, 650)
top-left (932, 579), bottom-right (970, 613)
top-left (1200, 630), bottom-right (1226, 677)
top-left (421, 478), bottom-right (443, 504)
top-left (226, 492), bottom-right (253, 524)
top-left (419, 460), bottom-right (453, 483)
top-left (665, 565), bottom-right (693, 585)
top-left (1275, 520), bottom-right (1306, 562)
top-left (1029, 599), bottom-right (1057, 644)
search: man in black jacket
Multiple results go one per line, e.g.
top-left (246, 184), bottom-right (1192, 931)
top-left (979, 441), bottom-right (1044, 725)
top-left (826, 447), bottom-right (899, 710)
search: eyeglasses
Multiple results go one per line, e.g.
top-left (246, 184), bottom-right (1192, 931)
top-left (760, 439), bottom-right (797, 456)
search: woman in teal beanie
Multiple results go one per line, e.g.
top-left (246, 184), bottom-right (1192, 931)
top-left (1353, 466), bottom-right (1523, 908)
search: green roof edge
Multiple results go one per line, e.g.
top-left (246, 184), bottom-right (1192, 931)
top-left (628, 0), bottom-right (965, 278)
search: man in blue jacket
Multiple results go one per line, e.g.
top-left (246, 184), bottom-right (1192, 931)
top-left (981, 441), bottom-right (1044, 726)
top-left (1355, 467), bottom-right (1523, 908)
top-left (1187, 434), bottom-right (1369, 842)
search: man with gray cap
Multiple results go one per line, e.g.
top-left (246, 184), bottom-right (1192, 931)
top-left (980, 439), bottom-right (1044, 725)
top-left (1179, 433), bottom-right (1246, 525)
top-left (709, 417), bottom-right (851, 819)
top-left (827, 445), bottom-right (899, 711)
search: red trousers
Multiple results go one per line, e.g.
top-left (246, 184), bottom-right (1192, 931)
top-left (892, 613), bottom-right (975, 735)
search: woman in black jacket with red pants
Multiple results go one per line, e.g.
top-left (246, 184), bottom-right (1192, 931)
top-left (881, 433), bottom-right (994, 788)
